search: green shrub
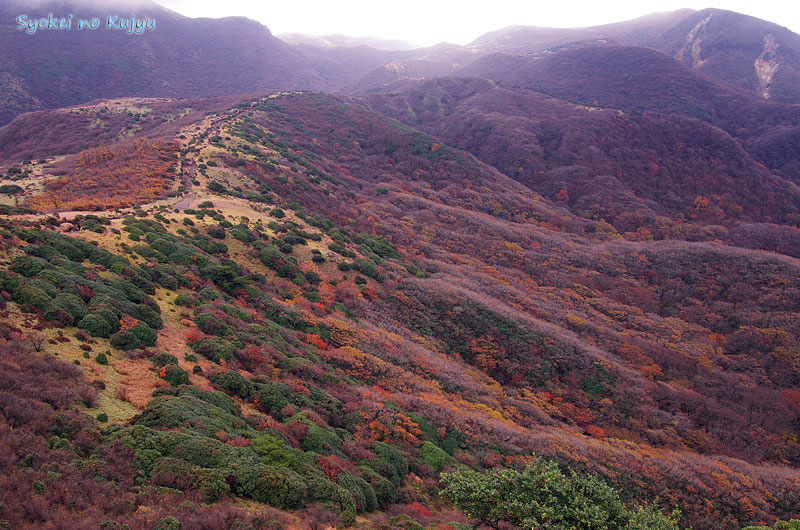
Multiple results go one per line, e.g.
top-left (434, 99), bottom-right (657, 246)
top-left (133, 245), bottom-right (159, 259)
top-left (136, 305), bottom-right (163, 331)
top-left (338, 471), bottom-right (378, 513)
top-left (152, 516), bottom-right (181, 530)
top-left (259, 245), bottom-right (292, 271)
top-left (78, 314), bottom-right (113, 338)
top-left (81, 219), bottom-right (106, 234)
top-left (195, 286), bottom-right (224, 303)
top-left (136, 393), bottom-right (248, 438)
top-left (354, 259), bottom-right (378, 278)
top-left (207, 181), bottom-right (226, 193)
top-left (163, 365), bottom-right (189, 387)
top-left (207, 226), bottom-right (226, 240)
top-left (95, 352), bottom-right (109, 365)
top-left (194, 297), bottom-right (236, 323)
top-left (90, 305), bottom-right (122, 335)
top-left (209, 371), bottom-right (254, 399)
top-left (440, 457), bottom-right (679, 530)
top-left (251, 434), bottom-right (298, 468)
top-left (238, 464), bottom-right (307, 509)
top-left (39, 293), bottom-right (85, 326)
top-left (368, 442), bottom-right (408, 486)
top-left (191, 338), bottom-right (236, 362)
top-left (355, 233), bottom-right (399, 259)
top-left (96, 413), bottom-right (109, 423)
top-left (151, 353), bottom-right (179, 367)
top-left (287, 413), bottom-right (342, 455)
top-left (201, 263), bottom-right (246, 293)
top-left (14, 280), bottom-right (57, 312)
top-left (15, 283), bottom-right (53, 311)
top-left (305, 475), bottom-right (356, 526)
top-left (110, 330), bottom-right (140, 351)
top-left (131, 322), bottom-right (157, 347)
top-left (174, 293), bottom-right (193, 307)
top-left (198, 468), bottom-right (227, 502)
top-left (231, 227), bottom-right (254, 243)
top-left (328, 242), bottom-right (348, 256)
top-left (10, 255), bottom-right (48, 277)
top-left (421, 441), bottom-right (448, 472)
top-left (359, 466), bottom-right (396, 507)
top-left (255, 382), bottom-right (290, 417)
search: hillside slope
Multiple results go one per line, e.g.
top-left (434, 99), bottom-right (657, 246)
top-left (1, 92), bottom-right (799, 528)
top-left (366, 76), bottom-right (800, 245)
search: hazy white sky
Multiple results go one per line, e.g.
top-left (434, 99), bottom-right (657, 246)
top-left (155, 0), bottom-right (800, 47)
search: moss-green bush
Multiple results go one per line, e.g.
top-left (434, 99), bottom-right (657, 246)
top-left (151, 353), bottom-right (179, 367)
top-left (13, 281), bottom-right (55, 310)
top-left (207, 226), bottom-right (226, 240)
top-left (191, 337), bottom-right (236, 363)
top-left (255, 382), bottom-right (290, 417)
top-left (163, 365), bottom-right (189, 387)
top-left (338, 471), bottom-right (378, 513)
top-left (110, 330), bottom-right (140, 351)
top-left (421, 441), bottom-right (449, 472)
top-left (209, 371), bottom-right (254, 399)
top-left (77, 314), bottom-right (113, 338)
top-left (365, 442), bottom-right (408, 486)
top-left (174, 293), bottom-right (193, 307)
top-left (130, 321), bottom-right (157, 347)
top-left (239, 464), bottom-right (307, 509)
top-left (251, 433), bottom-right (298, 469)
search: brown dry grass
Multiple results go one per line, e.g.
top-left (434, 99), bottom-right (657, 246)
top-left (114, 359), bottom-right (167, 409)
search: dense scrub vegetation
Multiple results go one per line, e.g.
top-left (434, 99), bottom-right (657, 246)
top-left (1, 89), bottom-right (799, 529)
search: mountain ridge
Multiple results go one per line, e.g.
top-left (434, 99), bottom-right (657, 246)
top-left (3, 4), bottom-right (800, 125)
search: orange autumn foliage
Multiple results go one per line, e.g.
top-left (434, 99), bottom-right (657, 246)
top-left (119, 315), bottom-right (139, 331)
top-left (305, 333), bottom-right (329, 350)
top-left (27, 139), bottom-right (178, 212)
